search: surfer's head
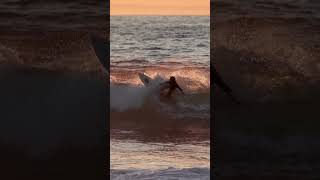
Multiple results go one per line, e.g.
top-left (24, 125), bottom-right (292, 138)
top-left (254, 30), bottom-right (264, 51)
top-left (169, 76), bottom-right (176, 82)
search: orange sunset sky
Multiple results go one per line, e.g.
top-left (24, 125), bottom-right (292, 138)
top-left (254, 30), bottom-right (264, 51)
top-left (111, 0), bottom-right (210, 16)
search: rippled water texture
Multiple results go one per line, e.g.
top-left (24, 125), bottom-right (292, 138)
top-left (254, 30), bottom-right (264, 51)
top-left (110, 16), bottom-right (210, 179)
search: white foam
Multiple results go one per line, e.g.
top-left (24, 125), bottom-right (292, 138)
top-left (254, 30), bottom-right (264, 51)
top-left (110, 72), bottom-right (210, 119)
top-left (110, 78), bottom-right (163, 111)
top-left (110, 85), bottom-right (149, 111)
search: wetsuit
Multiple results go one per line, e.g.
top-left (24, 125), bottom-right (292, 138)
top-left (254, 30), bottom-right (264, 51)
top-left (160, 80), bottom-right (183, 97)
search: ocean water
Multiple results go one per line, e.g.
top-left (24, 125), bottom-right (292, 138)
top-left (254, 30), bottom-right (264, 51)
top-left (214, 0), bottom-right (320, 19)
top-left (213, 0), bottom-right (320, 177)
top-left (0, 0), bottom-right (106, 30)
top-left (0, 1), bottom-right (107, 178)
top-left (0, 0), bottom-right (106, 72)
top-left (110, 16), bottom-right (210, 179)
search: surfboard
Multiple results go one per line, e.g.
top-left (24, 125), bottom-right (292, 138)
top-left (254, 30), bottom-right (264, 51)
top-left (138, 73), bottom-right (152, 87)
top-left (90, 34), bottom-right (109, 72)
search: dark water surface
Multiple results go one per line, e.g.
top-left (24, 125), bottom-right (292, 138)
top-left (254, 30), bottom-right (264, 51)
top-left (213, 0), bottom-right (320, 177)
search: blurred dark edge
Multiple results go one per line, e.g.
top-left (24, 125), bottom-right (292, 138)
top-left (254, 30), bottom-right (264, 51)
top-left (211, 0), bottom-right (320, 179)
top-left (0, 0), bottom-right (110, 180)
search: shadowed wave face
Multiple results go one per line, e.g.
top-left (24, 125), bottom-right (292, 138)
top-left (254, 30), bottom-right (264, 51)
top-left (212, 0), bottom-right (320, 177)
top-left (0, 67), bottom-right (108, 180)
top-left (0, 29), bottom-right (107, 179)
top-left (213, 0), bottom-right (320, 105)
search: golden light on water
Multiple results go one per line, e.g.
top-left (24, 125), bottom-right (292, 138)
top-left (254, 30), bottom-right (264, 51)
top-left (111, 0), bottom-right (210, 16)
top-left (111, 140), bottom-right (210, 170)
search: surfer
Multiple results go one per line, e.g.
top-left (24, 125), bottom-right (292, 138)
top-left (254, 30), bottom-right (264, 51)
top-left (159, 76), bottom-right (184, 98)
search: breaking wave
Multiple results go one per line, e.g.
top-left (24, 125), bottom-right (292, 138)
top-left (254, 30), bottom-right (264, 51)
top-left (110, 66), bottom-right (210, 126)
top-left (213, 17), bottom-right (320, 104)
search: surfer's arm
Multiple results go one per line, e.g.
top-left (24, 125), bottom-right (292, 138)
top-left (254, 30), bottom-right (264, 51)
top-left (176, 84), bottom-right (184, 93)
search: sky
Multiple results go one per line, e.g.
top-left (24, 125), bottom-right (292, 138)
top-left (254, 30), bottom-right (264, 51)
top-left (111, 0), bottom-right (210, 16)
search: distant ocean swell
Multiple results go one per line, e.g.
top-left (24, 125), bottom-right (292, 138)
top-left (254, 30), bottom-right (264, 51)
top-left (213, 7), bottom-right (320, 176)
top-left (213, 0), bottom-right (320, 18)
top-left (0, 0), bottom-right (106, 30)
